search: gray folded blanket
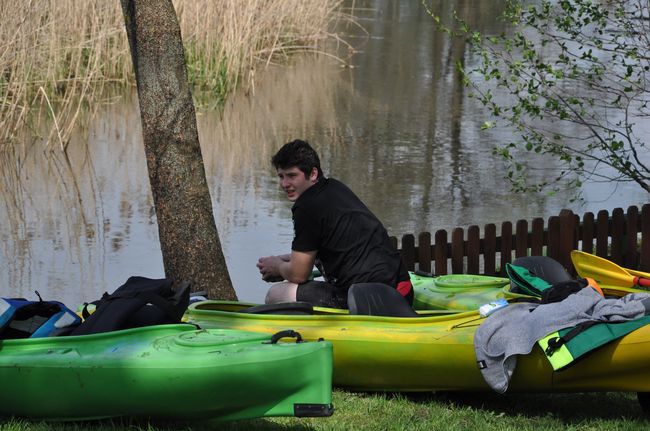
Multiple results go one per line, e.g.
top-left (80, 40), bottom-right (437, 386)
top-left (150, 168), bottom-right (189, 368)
top-left (473, 287), bottom-right (650, 393)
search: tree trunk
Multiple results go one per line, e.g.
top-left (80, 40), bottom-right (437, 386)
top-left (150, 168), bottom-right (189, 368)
top-left (120, 0), bottom-right (236, 300)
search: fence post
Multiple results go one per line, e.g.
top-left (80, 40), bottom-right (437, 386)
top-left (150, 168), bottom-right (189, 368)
top-left (467, 225), bottom-right (480, 274)
top-left (642, 204), bottom-right (650, 271)
top-left (484, 223), bottom-right (496, 276)
top-left (451, 228), bottom-right (464, 274)
top-left (547, 216), bottom-right (560, 262)
top-left (596, 210), bottom-right (610, 258)
top-left (401, 234), bottom-right (416, 271)
top-left (559, 209), bottom-right (576, 273)
top-left (418, 232), bottom-right (432, 274)
top-left (611, 208), bottom-right (625, 265)
top-left (581, 212), bottom-right (595, 254)
top-left (531, 217), bottom-right (544, 256)
top-left (625, 206), bottom-right (639, 269)
top-left (434, 229), bottom-right (448, 275)
top-left (500, 221), bottom-right (513, 276)
top-left (515, 219), bottom-right (528, 258)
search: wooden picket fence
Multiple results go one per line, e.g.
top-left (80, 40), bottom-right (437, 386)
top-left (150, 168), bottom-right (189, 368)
top-left (390, 204), bottom-right (650, 277)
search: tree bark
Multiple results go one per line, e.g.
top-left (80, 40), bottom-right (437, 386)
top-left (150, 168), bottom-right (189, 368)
top-left (120, 0), bottom-right (236, 300)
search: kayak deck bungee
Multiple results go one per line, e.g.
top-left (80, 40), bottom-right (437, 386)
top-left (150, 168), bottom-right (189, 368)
top-left (0, 324), bottom-right (333, 421)
top-left (186, 300), bottom-right (650, 393)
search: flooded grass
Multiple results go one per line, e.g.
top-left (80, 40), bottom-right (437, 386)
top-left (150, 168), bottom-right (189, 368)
top-left (0, 0), bottom-right (347, 149)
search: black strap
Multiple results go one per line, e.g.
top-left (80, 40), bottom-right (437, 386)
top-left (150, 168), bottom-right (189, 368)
top-left (545, 320), bottom-right (601, 356)
top-left (540, 279), bottom-right (587, 304)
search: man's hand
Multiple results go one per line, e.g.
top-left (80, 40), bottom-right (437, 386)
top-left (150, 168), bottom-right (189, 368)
top-left (256, 251), bottom-right (316, 284)
top-left (257, 255), bottom-right (285, 282)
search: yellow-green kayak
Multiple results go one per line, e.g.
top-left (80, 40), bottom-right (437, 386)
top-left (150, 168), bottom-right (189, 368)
top-left (186, 301), bottom-right (650, 394)
top-left (411, 272), bottom-right (531, 311)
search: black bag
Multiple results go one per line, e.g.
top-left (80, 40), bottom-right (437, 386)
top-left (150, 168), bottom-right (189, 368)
top-left (540, 279), bottom-right (588, 304)
top-left (70, 276), bottom-right (190, 336)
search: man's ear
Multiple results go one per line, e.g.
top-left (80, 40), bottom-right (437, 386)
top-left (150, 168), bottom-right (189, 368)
top-left (309, 167), bottom-right (319, 183)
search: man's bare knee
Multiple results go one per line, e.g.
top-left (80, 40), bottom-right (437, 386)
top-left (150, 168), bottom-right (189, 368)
top-left (265, 282), bottom-right (298, 304)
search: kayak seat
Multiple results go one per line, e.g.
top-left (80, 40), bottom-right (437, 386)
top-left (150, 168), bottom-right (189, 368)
top-left (0, 298), bottom-right (81, 339)
top-left (240, 302), bottom-right (314, 315)
top-left (348, 283), bottom-right (419, 318)
top-left (510, 256), bottom-right (573, 290)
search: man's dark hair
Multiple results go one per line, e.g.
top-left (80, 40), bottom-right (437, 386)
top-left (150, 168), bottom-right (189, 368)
top-left (271, 139), bottom-right (324, 179)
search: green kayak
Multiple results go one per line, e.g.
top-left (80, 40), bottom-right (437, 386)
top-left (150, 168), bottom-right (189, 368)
top-left (0, 324), bottom-right (333, 421)
top-left (411, 272), bottom-right (531, 311)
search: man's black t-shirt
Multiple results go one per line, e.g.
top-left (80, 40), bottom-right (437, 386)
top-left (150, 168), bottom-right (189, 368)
top-left (291, 177), bottom-right (408, 289)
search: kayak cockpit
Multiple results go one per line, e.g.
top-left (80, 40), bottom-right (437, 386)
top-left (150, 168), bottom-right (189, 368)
top-left (238, 282), bottom-right (422, 318)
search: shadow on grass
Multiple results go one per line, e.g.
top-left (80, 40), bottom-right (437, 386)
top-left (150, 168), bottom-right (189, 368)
top-left (400, 391), bottom-right (649, 423)
top-left (0, 416), bottom-right (315, 431)
top-left (148, 418), bottom-right (316, 431)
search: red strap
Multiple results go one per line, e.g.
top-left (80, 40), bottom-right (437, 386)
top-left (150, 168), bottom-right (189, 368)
top-left (396, 280), bottom-right (412, 297)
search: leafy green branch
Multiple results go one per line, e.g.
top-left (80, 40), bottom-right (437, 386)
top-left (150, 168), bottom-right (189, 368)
top-left (425, 0), bottom-right (650, 196)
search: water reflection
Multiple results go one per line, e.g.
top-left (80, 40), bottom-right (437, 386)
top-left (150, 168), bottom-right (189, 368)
top-left (0, 101), bottom-right (163, 305)
top-left (2, 0), bottom-right (647, 304)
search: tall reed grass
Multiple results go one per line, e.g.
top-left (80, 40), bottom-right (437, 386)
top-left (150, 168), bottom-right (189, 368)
top-left (0, 0), bottom-right (347, 150)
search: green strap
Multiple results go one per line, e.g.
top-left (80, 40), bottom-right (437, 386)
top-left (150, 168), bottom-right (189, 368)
top-left (539, 316), bottom-right (650, 371)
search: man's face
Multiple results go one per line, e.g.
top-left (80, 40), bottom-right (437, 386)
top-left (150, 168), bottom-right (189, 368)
top-left (277, 166), bottom-right (318, 202)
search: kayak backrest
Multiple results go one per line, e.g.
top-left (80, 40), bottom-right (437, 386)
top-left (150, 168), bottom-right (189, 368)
top-left (511, 256), bottom-right (573, 285)
top-left (507, 256), bottom-right (574, 296)
top-left (348, 283), bottom-right (419, 318)
top-left (505, 264), bottom-right (552, 296)
top-left (69, 277), bottom-right (190, 336)
top-left (239, 302), bottom-right (314, 315)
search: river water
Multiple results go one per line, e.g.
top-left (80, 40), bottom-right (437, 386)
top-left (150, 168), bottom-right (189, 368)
top-left (2, 0), bottom-right (648, 305)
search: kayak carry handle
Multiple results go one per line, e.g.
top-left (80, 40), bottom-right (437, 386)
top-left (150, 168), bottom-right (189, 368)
top-left (266, 329), bottom-right (303, 344)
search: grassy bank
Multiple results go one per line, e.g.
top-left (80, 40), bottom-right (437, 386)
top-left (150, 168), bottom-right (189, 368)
top-left (0, 0), bottom-right (346, 149)
top-left (1, 390), bottom-right (648, 430)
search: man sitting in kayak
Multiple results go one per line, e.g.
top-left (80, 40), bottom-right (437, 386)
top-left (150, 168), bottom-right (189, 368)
top-left (256, 139), bottom-right (413, 308)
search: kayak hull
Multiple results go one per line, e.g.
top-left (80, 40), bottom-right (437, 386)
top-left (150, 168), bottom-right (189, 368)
top-left (187, 301), bottom-right (650, 393)
top-left (0, 324), bottom-right (333, 421)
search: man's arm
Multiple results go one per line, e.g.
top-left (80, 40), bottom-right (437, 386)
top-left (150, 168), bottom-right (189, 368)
top-left (257, 250), bottom-right (317, 284)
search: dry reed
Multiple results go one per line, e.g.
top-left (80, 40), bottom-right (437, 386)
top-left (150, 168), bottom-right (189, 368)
top-left (0, 0), bottom-right (346, 150)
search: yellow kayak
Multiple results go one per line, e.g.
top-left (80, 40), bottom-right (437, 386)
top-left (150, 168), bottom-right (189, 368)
top-left (186, 299), bottom-right (650, 394)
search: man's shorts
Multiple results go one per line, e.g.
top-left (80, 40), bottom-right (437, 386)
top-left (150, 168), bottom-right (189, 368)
top-left (296, 280), bottom-right (414, 309)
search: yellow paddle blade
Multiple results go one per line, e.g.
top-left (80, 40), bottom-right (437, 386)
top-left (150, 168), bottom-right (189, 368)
top-left (570, 250), bottom-right (650, 289)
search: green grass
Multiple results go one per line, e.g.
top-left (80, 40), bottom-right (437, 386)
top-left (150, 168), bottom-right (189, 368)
top-left (2, 390), bottom-right (648, 431)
